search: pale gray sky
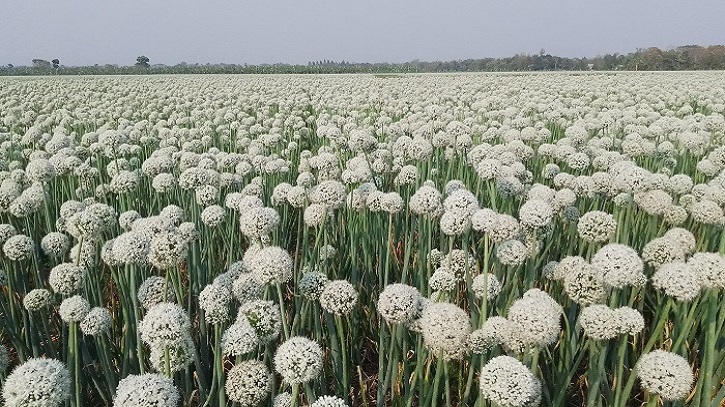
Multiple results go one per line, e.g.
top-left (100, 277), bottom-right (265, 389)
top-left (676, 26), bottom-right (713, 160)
top-left (2, 0), bottom-right (724, 67)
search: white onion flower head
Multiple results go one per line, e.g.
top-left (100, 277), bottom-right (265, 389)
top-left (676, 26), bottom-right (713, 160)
top-left (663, 228), bottom-right (696, 255)
top-left (298, 271), bottom-right (330, 301)
top-left (591, 244), bottom-right (645, 289)
top-left (439, 210), bottom-right (471, 236)
top-left (249, 246), bottom-right (293, 285)
top-left (577, 211), bottom-right (616, 243)
top-left (231, 272), bottom-right (264, 302)
top-left (579, 305), bottom-right (619, 341)
top-left (137, 276), bottom-right (176, 309)
top-left (311, 395), bottom-right (349, 407)
top-left (2, 358), bottom-right (71, 407)
top-left (58, 295), bottom-right (91, 322)
top-left (377, 283), bottom-right (423, 324)
top-left (40, 232), bottom-right (70, 257)
top-left (199, 283), bottom-right (232, 324)
top-left (201, 205), bottom-right (226, 228)
top-left (80, 307), bottom-right (112, 336)
top-left (642, 237), bottom-right (686, 269)
top-left (420, 302), bottom-right (471, 360)
top-left (518, 199), bottom-right (553, 229)
top-left (471, 273), bottom-right (502, 300)
top-left (429, 267), bottom-right (458, 291)
top-left (563, 266), bottom-right (607, 306)
top-left (225, 360), bottom-right (271, 406)
top-left (23, 288), bottom-right (53, 311)
top-left (687, 252), bottom-right (725, 289)
top-left (507, 290), bottom-right (562, 347)
top-left (479, 355), bottom-right (541, 407)
top-left (237, 300), bottom-right (282, 342)
top-left (651, 261), bottom-right (701, 301)
top-left (274, 336), bottom-right (323, 384)
top-left (496, 239), bottom-right (528, 267)
top-left (114, 373), bottom-right (180, 407)
top-left (148, 231), bottom-right (188, 270)
top-left (636, 350), bottom-right (693, 401)
top-left (273, 393), bottom-right (293, 407)
top-left (49, 263), bottom-right (86, 295)
top-left (239, 207), bottom-right (280, 238)
top-left (319, 280), bottom-right (358, 316)
top-left (304, 203), bottom-right (327, 227)
top-left (612, 306), bottom-right (645, 336)
top-left (222, 318), bottom-right (260, 357)
top-left (139, 302), bottom-right (191, 349)
top-left (3, 234), bottom-right (34, 261)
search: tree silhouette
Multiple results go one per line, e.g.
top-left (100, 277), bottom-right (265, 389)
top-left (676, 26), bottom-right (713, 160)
top-left (135, 55), bottom-right (150, 68)
top-left (52, 59), bottom-right (60, 69)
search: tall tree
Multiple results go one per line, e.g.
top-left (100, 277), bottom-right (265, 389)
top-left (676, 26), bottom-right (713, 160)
top-left (135, 55), bottom-right (150, 68)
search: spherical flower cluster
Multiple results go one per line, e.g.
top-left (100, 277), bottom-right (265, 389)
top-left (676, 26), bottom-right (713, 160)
top-left (114, 373), bottom-right (180, 407)
top-left (479, 355), bottom-right (541, 407)
top-left (496, 239), bottom-right (528, 266)
top-left (563, 266), bottom-right (607, 306)
top-left (201, 205), bottom-right (226, 227)
top-left (3, 234), bottom-right (34, 261)
top-left (309, 180), bottom-right (346, 209)
top-left (304, 203), bottom-right (328, 228)
top-left (518, 199), bottom-right (553, 229)
top-left (651, 261), bottom-right (701, 301)
top-left (80, 307), bottom-right (112, 336)
top-left (409, 185), bottom-right (443, 217)
top-left (663, 228), bottom-right (696, 255)
top-left (591, 244), bottom-right (645, 288)
top-left (239, 207), bottom-right (280, 238)
top-left (23, 288), bottom-right (52, 311)
top-left (319, 280), bottom-right (358, 316)
top-left (49, 263), bottom-right (86, 295)
top-left (439, 210), bottom-right (471, 236)
top-left (58, 295), bottom-right (91, 322)
top-left (273, 393), bottom-right (293, 407)
top-left (249, 246), bottom-right (293, 285)
top-left (40, 232), bottom-right (70, 257)
top-left (579, 305), bottom-right (621, 340)
top-left (429, 268), bottom-right (457, 291)
top-left (225, 360), bottom-right (271, 406)
top-left (137, 276), bottom-right (176, 309)
top-left (636, 350), bottom-right (694, 401)
top-left (298, 271), bottom-right (330, 301)
top-left (2, 358), bottom-right (71, 407)
top-left (642, 238), bottom-right (686, 269)
top-left (222, 319), bottom-right (259, 357)
top-left (238, 300), bottom-right (282, 342)
top-left (687, 252), bottom-right (725, 289)
top-left (471, 273), bottom-right (502, 300)
top-left (231, 273), bottom-right (265, 303)
top-left (419, 302), bottom-right (471, 360)
top-left (139, 302), bottom-right (191, 349)
top-left (577, 211), bottom-right (616, 243)
top-left (274, 336), bottom-right (323, 384)
top-left (506, 289), bottom-right (562, 347)
top-left (199, 283), bottom-right (232, 324)
top-left (489, 215), bottom-right (521, 243)
top-left (579, 304), bottom-right (644, 340)
top-left (441, 250), bottom-right (477, 280)
top-left (377, 283), bottom-right (423, 324)
top-left (311, 395), bottom-right (349, 407)
top-left (148, 231), bottom-right (188, 270)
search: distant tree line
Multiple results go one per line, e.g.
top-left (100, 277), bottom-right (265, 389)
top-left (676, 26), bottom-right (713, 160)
top-left (3, 45), bottom-right (725, 76)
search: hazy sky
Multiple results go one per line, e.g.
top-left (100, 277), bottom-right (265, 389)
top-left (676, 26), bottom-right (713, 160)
top-left (2, 0), bottom-right (724, 66)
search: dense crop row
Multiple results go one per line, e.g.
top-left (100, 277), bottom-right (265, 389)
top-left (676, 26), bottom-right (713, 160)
top-left (0, 72), bottom-right (723, 406)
